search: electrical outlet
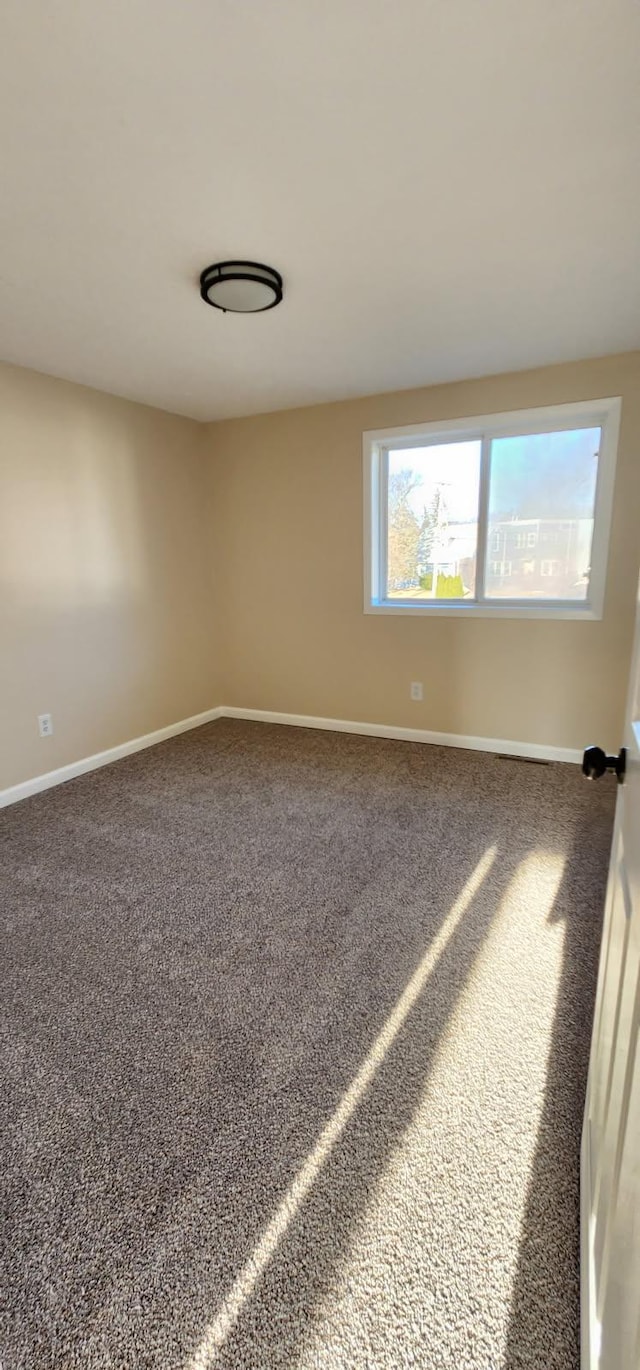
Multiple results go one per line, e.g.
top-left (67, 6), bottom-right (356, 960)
top-left (38, 713), bottom-right (54, 738)
top-left (410, 682), bottom-right (423, 702)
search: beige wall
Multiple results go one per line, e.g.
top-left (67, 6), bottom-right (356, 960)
top-left (207, 352), bottom-right (640, 751)
top-left (0, 363), bottom-right (218, 790)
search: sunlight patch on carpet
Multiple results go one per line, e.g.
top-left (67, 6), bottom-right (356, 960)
top-left (186, 847), bottom-right (498, 1369)
top-left (290, 850), bottom-right (568, 1370)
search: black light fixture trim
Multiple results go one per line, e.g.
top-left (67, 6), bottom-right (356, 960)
top-left (199, 260), bottom-right (283, 313)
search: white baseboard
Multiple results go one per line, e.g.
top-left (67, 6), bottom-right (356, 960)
top-left (0, 701), bottom-right (580, 809)
top-left (0, 707), bottom-right (223, 809)
top-left (219, 706), bottom-right (582, 765)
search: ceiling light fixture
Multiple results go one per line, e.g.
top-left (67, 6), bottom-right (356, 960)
top-left (199, 260), bottom-right (283, 314)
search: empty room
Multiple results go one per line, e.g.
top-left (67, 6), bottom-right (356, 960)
top-left (1, 3), bottom-right (639, 1368)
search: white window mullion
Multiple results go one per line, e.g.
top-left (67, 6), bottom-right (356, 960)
top-left (475, 434), bottom-right (491, 604)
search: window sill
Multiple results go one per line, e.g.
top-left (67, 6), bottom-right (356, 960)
top-left (365, 600), bottom-right (601, 621)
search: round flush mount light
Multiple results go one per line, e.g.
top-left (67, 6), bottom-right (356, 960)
top-left (199, 260), bottom-right (283, 314)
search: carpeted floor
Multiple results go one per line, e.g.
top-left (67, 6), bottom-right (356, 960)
top-left (0, 719), bottom-right (615, 1370)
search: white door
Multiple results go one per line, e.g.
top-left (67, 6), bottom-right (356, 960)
top-left (582, 585), bottom-right (640, 1369)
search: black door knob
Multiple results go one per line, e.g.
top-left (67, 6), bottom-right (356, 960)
top-left (582, 745), bottom-right (626, 783)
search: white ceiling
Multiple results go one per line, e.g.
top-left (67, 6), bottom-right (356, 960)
top-left (1, 1), bottom-right (639, 422)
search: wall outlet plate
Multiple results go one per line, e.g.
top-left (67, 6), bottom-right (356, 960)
top-left (410, 682), bottom-right (423, 701)
top-left (38, 713), bottom-right (54, 738)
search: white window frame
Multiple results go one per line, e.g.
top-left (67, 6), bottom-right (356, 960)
top-left (363, 397), bottom-right (621, 620)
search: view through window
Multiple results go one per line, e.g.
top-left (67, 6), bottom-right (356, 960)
top-left (383, 425), bottom-right (602, 606)
top-left (387, 441), bottom-right (481, 600)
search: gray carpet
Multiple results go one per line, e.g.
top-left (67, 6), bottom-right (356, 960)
top-left (0, 720), bottom-right (615, 1370)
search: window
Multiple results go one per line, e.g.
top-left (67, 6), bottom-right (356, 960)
top-left (364, 398), bottom-right (620, 619)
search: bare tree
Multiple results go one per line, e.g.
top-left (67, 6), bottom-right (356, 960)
top-left (387, 469), bottom-right (420, 590)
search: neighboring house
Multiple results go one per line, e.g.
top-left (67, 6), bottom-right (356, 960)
top-left (413, 517), bottom-right (592, 599)
top-left (416, 521), bottom-right (477, 590)
top-left (487, 517), bottom-right (592, 598)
